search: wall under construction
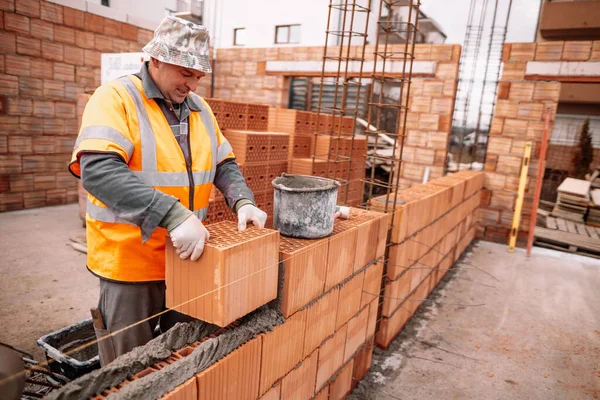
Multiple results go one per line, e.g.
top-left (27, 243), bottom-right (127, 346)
top-left (51, 171), bottom-right (484, 400)
top-left (479, 40), bottom-right (600, 245)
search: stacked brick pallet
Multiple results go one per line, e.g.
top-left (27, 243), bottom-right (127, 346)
top-left (268, 108), bottom-right (367, 206)
top-left (369, 170), bottom-right (484, 348)
top-left (0, 0), bottom-right (154, 211)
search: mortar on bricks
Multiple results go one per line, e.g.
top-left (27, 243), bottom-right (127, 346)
top-left (272, 174), bottom-right (340, 239)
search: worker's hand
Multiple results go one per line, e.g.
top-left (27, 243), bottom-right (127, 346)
top-left (169, 214), bottom-right (210, 261)
top-left (237, 204), bottom-right (267, 231)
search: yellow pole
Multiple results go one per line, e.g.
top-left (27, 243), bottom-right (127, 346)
top-left (508, 141), bottom-right (532, 252)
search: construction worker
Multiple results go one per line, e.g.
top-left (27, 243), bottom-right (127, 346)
top-left (69, 16), bottom-right (267, 366)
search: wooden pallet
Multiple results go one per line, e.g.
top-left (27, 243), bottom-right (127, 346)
top-left (534, 226), bottom-right (600, 258)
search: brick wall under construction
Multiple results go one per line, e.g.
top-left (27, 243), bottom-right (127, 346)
top-left (0, 0), bottom-right (153, 212)
top-left (479, 40), bottom-right (600, 245)
top-left (58, 170), bottom-right (484, 400)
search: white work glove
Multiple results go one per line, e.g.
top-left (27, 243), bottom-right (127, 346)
top-left (237, 204), bottom-right (268, 231)
top-left (169, 214), bottom-right (210, 261)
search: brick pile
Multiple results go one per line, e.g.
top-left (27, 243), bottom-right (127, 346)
top-left (0, 0), bottom-right (153, 211)
top-left (209, 44), bottom-right (462, 189)
top-left (369, 171), bottom-right (484, 348)
top-left (480, 40), bottom-right (600, 245)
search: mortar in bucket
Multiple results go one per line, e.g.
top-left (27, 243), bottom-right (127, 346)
top-left (272, 174), bottom-right (340, 239)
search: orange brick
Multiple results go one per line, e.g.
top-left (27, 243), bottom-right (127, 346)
top-left (0, 137), bottom-right (6, 154)
top-left (33, 99), bottom-right (54, 116)
top-left (259, 383), bottom-right (280, 400)
top-left (430, 44), bottom-right (453, 61)
top-left (83, 12), bottom-right (104, 34)
top-left (367, 298), bottom-right (378, 339)
top-left (279, 236), bottom-right (328, 318)
top-left (0, 74), bottom-right (19, 96)
top-left (54, 62), bottom-right (74, 82)
top-left (381, 267), bottom-right (412, 317)
top-left (166, 221), bottom-right (279, 327)
top-left (54, 136), bottom-right (74, 153)
top-left (55, 101), bottom-right (75, 118)
top-left (7, 97), bottom-right (32, 115)
top-left (517, 102), bottom-right (544, 121)
top-left (360, 262), bottom-right (383, 308)
top-left (54, 25), bottom-right (75, 45)
top-left (592, 41), bottom-right (600, 61)
top-left (84, 49), bottom-right (101, 68)
top-left (509, 43), bottom-right (536, 61)
top-left (435, 62), bottom-right (459, 80)
top-left (75, 30), bottom-right (95, 49)
top-left (16, 36), bottom-right (41, 58)
top-left (0, 31), bottom-right (16, 54)
top-left (95, 34), bottom-right (113, 52)
top-left (260, 309), bottom-right (307, 396)
top-left (280, 351), bottom-right (318, 400)
top-left (501, 62), bottom-right (527, 81)
top-left (304, 288), bottom-right (340, 358)
top-left (344, 306), bottom-right (368, 362)
top-left (43, 79), bottom-right (64, 99)
top-left (487, 136), bottom-right (512, 155)
top-left (533, 82), bottom-right (560, 101)
top-left (422, 80), bottom-right (444, 97)
top-left (562, 41), bottom-right (593, 61)
top-left (42, 41), bottom-right (63, 62)
top-left (23, 190), bottom-right (46, 208)
top-left (335, 271), bottom-right (364, 331)
top-left (490, 116), bottom-right (504, 135)
top-left (316, 324), bottom-right (347, 392)
top-left (15, 0), bottom-right (39, 17)
top-left (75, 66), bottom-right (95, 86)
top-left (418, 113), bottom-right (439, 130)
top-left (494, 100), bottom-right (518, 118)
top-left (30, 18), bottom-right (53, 40)
top-left (33, 172), bottom-right (55, 189)
top-left (409, 96), bottom-right (431, 113)
top-left (508, 82), bottom-right (534, 101)
top-left (352, 338), bottom-right (373, 388)
top-left (121, 23), bottom-right (138, 42)
top-left (63, 6), bottom-right (83, 29)
top-left (5, 54), bottom-right (31, 76)
top-left (325, 222), bottom-right (358, 291)
top-left (196, 337), bottom-right (261, 400)
top-left (64, 45), bottom-right (84, 66)
top-left (40, 1), bottom-right (62, 24)
top-left (161, 378), bottom-right (197, 400)
top-left (32, 136), bottom-right (55, 153)
top-left (329, 359), bottom-right (354, 400)
top-left (535, 41), bottom-right (563, 61)
top-left (431, 97), bottom-right (453, 115)
top-left (5, 11), bottom-right (29, 35)
top-left (103, 18), bottom-right (122, 37)
top-left (8, 136), bottom-right (32, 154)
top-left (31, 58), bottom-right (53, 79)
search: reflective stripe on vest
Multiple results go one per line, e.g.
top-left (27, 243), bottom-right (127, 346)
top-left (87, 198), bottom-right (209, 225)
top-left (75, 126), bottom-right (135, 160)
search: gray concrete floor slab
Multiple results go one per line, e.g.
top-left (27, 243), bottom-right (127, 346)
top-left (0, 204), bottom-right (97, 361)
top-left (352, 241), bottom-right (600, 400)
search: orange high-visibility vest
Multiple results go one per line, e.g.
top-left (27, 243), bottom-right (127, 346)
top-left (69, 75), bottom-right (234, 282)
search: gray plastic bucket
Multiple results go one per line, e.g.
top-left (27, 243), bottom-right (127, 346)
top-left (272, 174), bottom-right (340, 239)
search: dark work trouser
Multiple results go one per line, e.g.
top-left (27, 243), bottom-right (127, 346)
top-left (95, 279), bottom-right (195, 366)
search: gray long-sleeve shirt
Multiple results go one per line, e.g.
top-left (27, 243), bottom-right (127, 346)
top-left (79, 62), bottom-right (253, 242)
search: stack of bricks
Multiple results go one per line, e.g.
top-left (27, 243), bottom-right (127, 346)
top-left (370, 171), bottom-right (484, 349)
top-left (206, 127), bottom-right (290, 228)
top-left (205, 98), bottom-right (270, 131)
top-left (480, 40), bottom-right (600, 245)
top-left (0, 0), bottom-right (153, 211)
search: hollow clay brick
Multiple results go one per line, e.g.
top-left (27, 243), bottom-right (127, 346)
top-left (166, 221), bottom-right (279, 327)
top-left (259, 309), bottom-right (307, 396)
top-left (304, 287), bottom-right (340, 358)
top-left (161, 377), bottom-right (197, 400)
top-left (367, 298), bottom-right (379, 339)
top-left (316, 324), bottom-right (347, 392)
top-left (360, 262), bottom-right (384, 309)
top-left (280, 351), bottom-right (318, 400)
top-left (328, 359), bottom-right (354, 400)
top-left (259, 383), bottom-right (280, 400)
top-left (196, 337), bottom-right (261, 400)
top-left (344, 306), bottom-right (369, 362)
top-left (335, 271), bottom-right (364, 331)
top-left (279, 235), bottom-right (328, 318)
top-left (352, 338), bottom-right (374, 389)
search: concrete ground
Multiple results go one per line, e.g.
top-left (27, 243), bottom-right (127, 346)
top-left (352, 241), bottom-right (600, 400)
top-left (0, 204), bottom-right (97, 361)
